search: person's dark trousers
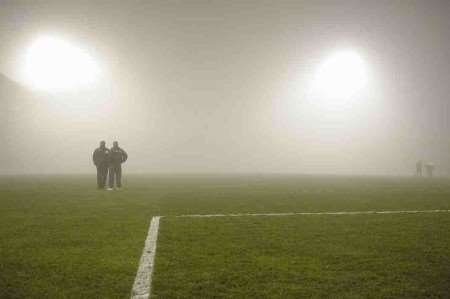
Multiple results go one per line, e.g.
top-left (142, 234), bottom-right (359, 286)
top-left (96, 164), bottom-right (108, 189)
top-left (109, 164), bottom-right (122, 188)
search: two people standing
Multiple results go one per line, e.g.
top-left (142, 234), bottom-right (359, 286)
top-left (93, 141), bottom-right (128, 190)
top-left (416, 160), bottom-right (435, 177)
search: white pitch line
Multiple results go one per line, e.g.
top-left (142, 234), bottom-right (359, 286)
top-left (131, 209), bottom-right (450, 297)
top-left (176, 209), bottom-right (450, 218)
top-left (131, 216), bottom-right (161, 299)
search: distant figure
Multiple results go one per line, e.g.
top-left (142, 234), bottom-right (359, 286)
top-left (108, 141), bottom-right (128, 190)
top-left (425, 163), bottom-right (435, 177)
top-left (416, 160), bottom-right (423, 176)
top-left (93, 141), bottom-right (110, 189)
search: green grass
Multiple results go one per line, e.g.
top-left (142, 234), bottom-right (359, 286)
top-left (154, 215), bottom-right (450, 298)
top-left (0, 174), bottom-right (449, 298)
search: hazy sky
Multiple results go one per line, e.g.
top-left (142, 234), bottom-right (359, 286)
top-left (1, 0), bottom-right (450, 175)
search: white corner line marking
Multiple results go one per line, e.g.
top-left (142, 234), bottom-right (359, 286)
top-left (131, 209), bottom-right (450, 297)
top-left (176, 209), bottom-right (450, 218)
top-left (131, 216), bottom-right (162, 299)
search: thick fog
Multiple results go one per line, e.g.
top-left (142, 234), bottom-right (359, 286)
top-left (1, 0), bottom-right (450, 175)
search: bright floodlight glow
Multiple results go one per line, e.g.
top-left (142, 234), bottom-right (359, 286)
top-left (312, 50), bottom-right (367, 99)
top-left (22, 36), bottom-right (100, 91)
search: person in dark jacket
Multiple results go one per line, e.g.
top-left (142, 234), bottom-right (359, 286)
top-left (108, 141), bottom-right (128, 190)
top-left (416, 160), bottom-right (423, 176)
top-left (93, 141), bottom-right (110, 189)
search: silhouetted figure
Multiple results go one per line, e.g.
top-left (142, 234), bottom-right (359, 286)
top-left (93, 141), bottom-right (110, 189)
top-left (108, 141), bottom-right (128, 190)
top-left (416, 160), bottom-right (423, 176)
top-left (425, 163), bottom-right (435, 177)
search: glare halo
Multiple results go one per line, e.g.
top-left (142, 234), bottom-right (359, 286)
top-left (312, 50), bottom-right (368, 99)
top-left (22, 36), bottom-right (100, 91)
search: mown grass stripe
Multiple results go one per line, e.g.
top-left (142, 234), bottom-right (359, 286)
top-left (131, 216), bottom-right (161, 299)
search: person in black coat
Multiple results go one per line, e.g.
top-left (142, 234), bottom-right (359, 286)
top-left (108, 141), bottom-right (128, 190)
top-left (92, 141), bottom-right (110, 189)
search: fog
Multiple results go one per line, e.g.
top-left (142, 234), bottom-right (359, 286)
top-left (1, 0), bottom-right (450, 175)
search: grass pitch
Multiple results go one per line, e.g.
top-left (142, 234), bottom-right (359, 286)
top-left (154, 214), bottom-right (449, 298)
top-left (1, 175), bottom-right (449, 298)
